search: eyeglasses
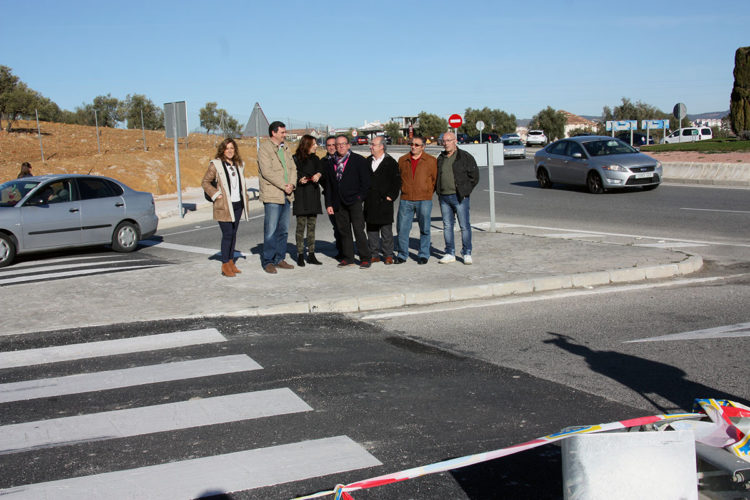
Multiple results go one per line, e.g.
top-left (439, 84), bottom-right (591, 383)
top-left (410, 143), bottom-right (424, 147)
top-left (335, 143), bottom-right (348, 147)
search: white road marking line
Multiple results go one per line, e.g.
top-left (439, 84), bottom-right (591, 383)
top-left (4, 255), bottom-right (115, 269)
top-left (360, 274), bottom-right (748, 320)
top-left (625, 322), bottom-right (750, 343)
top-left (0, 329), bottom-right (226, 369)
top-left (0, 264), bottom-right (161, 285)
top-left (0, 389), bottom-right (312, 454)
top-left (636, 242), bottom-right (709, 248)
top-left (543, 233), bottom-right (605, 239)
top-left (0, 436), bottom-right (381, 499)
top-left (483, 189), bottom-right (524, 196)
top-left (0, 259), bottom-right (144, 277)
top-left (681, 207), bottom-right (750, 214)
top-left (476, 221), bottom-right (750, 248)
top-left (158, 214), bottom-right (263, 237)
top-left (0, 355), bottom-right (261, 403)
top-left (140, 240), bottom-right (219, 255)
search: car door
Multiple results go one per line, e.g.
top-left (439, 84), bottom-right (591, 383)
top-left (76, 177), bottom-right (126, 244)
top-left (19, 179), bottom-right (82, 250)
top-left (560, 142), bottom-right (589, 185)
top-left (542, 141), bottom-right (569, 181)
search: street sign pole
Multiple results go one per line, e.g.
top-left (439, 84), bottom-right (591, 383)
top-left (488, 142), bottom-right (495, 232)
top-left (171, 107), bottom-right (183, 218)
top-left (164, 101), bottom-right (188, 218)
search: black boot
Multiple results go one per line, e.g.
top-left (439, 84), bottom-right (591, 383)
top-left (307, 253), bottom-right (322, 265)
top-left (296, 254), bottom-right (306, 267)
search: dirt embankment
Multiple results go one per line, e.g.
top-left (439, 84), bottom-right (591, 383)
top-left (0, 120), bottom-right (260, 195)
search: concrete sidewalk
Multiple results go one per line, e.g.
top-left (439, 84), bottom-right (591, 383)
top-left (0, 182), bottom-right (703, 336)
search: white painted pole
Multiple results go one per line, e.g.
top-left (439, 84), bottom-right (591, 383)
top-left (94, 109), bottom-right (101, 154)
top-left (35, 109), bottom-right (45, 162)
top-left (488, 142), bottom-right (496, 232)
top-left (172, 106), bottom-right (183, 218)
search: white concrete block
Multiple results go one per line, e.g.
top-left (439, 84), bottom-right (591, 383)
top-left (256, 302), bottom-right (311, 315)
top-left (644, 264), bottom-right (679, 279)
top-left (609, 267), bottom-right (646, 283)
top-left (571, 271), bottom-right (611, 288)
top-left (309, 298), bottom-right (359, 313)
top-left (450, 285), bottom-right (494, 301)
top-left (533, 275), bottom-right (573, 292)
top-left (562, 430), bottom-right (697, 500)
top-left (405, 289), bottom-right (451, 305)
top-left (492, 280), bottom-right (535, 297)
top-left (358, 294), bottom-right (405, 311)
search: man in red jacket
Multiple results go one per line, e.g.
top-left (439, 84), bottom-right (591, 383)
top-left (395, 135), bottom-right (437, 265)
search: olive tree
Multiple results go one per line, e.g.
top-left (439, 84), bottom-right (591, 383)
top-left (529, 106), bottom-right (567, 142)
top-left (730, 46), bottom-right (750, 138)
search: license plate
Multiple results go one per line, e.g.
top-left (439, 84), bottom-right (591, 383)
top-left (635, 172), bottom-right (653, 179)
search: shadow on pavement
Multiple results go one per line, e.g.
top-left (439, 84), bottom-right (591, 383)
top-left (543, 332), bottom-right (749, 412)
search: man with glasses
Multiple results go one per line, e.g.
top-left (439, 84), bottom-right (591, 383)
top-left (324, 134), bottom-right (372, 268)
top-left (258, 121), bottom-right (296, 274)
top-left (436, 131), bottom-right (480, 264)
top-left (395, 135), bottom-right (437, 264)
top-left (321, 135), bottom-right (343, 261)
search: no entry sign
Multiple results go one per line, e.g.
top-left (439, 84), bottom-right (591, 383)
top-left (448, 114), bottom-right (463, 129)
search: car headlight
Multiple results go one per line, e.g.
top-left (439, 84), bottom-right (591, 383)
top-left (600, 164), bottom-right (628, 172)
top-left (656, 161), bottom-right (662, 169)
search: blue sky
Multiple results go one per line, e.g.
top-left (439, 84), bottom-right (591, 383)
top-left (3, 0), bottom-right (747, 131)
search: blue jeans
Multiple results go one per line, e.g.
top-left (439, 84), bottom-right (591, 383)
top-left (438, 194), bottom-right (472, 256)
top-left (396, 199), bottom-right (432, 260)
top-left (262, 200), bottom-right (290, 266)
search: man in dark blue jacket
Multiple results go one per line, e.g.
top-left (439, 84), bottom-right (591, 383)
top-left (324, 135), bottom-right (372, 268)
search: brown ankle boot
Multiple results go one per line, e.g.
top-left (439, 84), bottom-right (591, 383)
top-left (221, 262), bottom-right (235, 277)
top-left (230, 260), bottom-right (241, 273)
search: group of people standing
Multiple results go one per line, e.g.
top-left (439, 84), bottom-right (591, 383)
top-left (202, 122), bottom-right (480, 277)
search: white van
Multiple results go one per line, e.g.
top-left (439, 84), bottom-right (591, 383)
top-left (660, 127), bottom-right (713, 144)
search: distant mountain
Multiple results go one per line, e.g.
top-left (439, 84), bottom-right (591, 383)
top-left (687, 110), bottom-right (728, 120)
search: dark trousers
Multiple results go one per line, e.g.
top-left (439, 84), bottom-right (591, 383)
top-left (218, 201), bottom-right (243, 263)
top-left (367, 223), bottom-right (394, 257)
top-left (328, 212), bottom-right (342, 257)
top-left (334, 201), bottom-right (371, 263)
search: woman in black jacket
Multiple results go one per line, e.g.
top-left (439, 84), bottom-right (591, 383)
top-left (293, 135), bottom-right (323, 266)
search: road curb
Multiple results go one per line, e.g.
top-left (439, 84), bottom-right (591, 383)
top-left (239, 254), bottom-right (703, 317)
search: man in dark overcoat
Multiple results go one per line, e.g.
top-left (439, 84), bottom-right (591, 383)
top-left (364, 136), bottom-right (401, 264)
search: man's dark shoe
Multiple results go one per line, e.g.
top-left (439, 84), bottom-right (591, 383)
top-left (384, 256), bottom-right (394, 265)
top-left (263, 263), bottom-right (277, 274)
top-left (307, 253), bottom-right (322, 265)
top-left (394, 257), bottom-right (406, 264)
top-left (359, 260), bottom-right (371, 269)
top-left (337, 260), bottom-right (353, 268)
top-left (276, 260), bottom-right (294, 270)
top-left (296, 255), bottom-right (305, 267)
top-left (418, 257), bottom-right (428, 265)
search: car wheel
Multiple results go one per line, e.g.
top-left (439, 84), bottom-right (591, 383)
top-left (537, 168), bottom-right (552, 189)
top-left (112, 221), bottom-right (140, 252)
top-left (642, 184), bottom-right (659, 191)
top-left (587, 172), bottom-right (604, 194)
top-left (0, 233), bottom-right (17, 267)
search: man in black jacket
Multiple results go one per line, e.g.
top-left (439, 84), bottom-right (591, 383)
top-left (436, 131), bottom-right (480, 265)
top-left (364, 136), bottom-right (401, 265)
top-left (324, 135), bottom-right (372, 268)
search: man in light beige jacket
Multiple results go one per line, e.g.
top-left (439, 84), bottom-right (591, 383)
top-left (257, 121), bottom-right (297, 274)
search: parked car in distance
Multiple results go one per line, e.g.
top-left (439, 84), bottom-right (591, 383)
top-left (533, 136), bottom-right (661, 194)
top-left (0, 174), bottom-right (158, 267)
top-left (469, 132), bottom-right (500, 143)
top-left (615, 132), bottom-right (656, 146)
top-left (526, 130), bottom-right (547, 146)
top-left (456, 133), bottom-right (469, 144)
top-left (501, 133), bottom-right (521, 141)
top-left (660, 127), bottom-right (713, 144)
top-left (351, 136), bottom-right (369, 145)
top-left (502, 138), bottom-right (526, 159)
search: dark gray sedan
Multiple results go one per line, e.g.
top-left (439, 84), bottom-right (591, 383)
top-left (0, 174), bottom-right (158, 267)
top-left (533, 136), bottom-right (662, 194)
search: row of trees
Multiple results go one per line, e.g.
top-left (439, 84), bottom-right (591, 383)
top-left (0, 65), bottom-right (166, 132)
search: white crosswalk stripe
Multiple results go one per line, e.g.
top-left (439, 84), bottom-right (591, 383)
top-left (0, 328), bottom-right (381, 497)
top-left (0, 254), bottom-right (170, 286)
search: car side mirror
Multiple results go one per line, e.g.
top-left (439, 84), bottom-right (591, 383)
top-left (634, 147), bottom-right (640, 152)
top-left (572, 152), bottom-right (583, 159)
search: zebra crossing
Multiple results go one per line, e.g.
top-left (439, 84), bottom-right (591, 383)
top-left (0, 327), bottom-right (381, 498)
top-left (0, 253), bottom-right (170, 286)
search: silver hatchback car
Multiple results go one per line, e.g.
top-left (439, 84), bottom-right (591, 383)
top-left (534, 136), bottom-right (662, 194)
top-left (0, 174), bottom-right (158, 266)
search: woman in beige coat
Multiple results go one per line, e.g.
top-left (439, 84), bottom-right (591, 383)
top-left (201, 138), bottom-right (251, 277)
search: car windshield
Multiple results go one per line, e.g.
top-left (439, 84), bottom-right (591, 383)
top-left (582, 139), bottom-right (637, 157)
top-left (503, 139), bottom-right (523, 146)
top-left (0, 179), bottom-right (40, 207)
